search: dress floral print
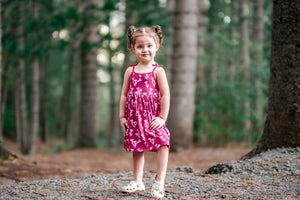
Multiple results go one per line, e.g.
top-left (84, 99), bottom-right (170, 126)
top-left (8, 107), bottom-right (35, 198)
top-left (124, 63), bottom-right (170, 152)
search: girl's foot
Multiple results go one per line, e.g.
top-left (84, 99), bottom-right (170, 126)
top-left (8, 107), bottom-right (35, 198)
top-left (151, 181), bottom-right (165, 199)
top-left (121, 181), bottom-right (145, 193)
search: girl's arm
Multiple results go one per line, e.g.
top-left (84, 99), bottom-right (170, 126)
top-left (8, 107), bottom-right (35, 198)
top-left (150, 67), bottom-right (170, 129)
top-left (119, 67), bottom-right (132, 134)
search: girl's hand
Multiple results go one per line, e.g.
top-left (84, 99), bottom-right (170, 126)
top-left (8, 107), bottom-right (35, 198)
top-left (150, 117), bottom-right (165, 130)
top-left (120, 117), bottom-right (128, 134)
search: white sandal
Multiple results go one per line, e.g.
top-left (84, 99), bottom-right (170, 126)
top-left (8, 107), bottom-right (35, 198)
top-left (121, 181), bottom-right (145, 193)
top-left (151, 181), bottom-right (165, 199)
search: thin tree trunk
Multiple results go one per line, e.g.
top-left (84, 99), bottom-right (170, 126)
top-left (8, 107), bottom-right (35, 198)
top-left (16, 0), bottom-right (28, 154)
top-left (40, 60), bottom-right (48, 143)
top-left (107, 45), bottom-right (114, 147)
top-left (18, 40), bottom-right (27, 154)
top-left (0, 0), bottom-right (3, 144)
top-left (209, 28), bottom-right (218, 90)
top-left (13, 67), bottom-right (21, 143)
top-left (194, 0), bottom-right (209, 142)
top-left (196, 0), bottom-right (209, 90)
top-left (229, 0), bottom-right (238, 82)
top-left (107, 54), bottom-right (120, 147)
top-left (27, 0), bottom-right (40, 154)
top-left (0, 68), bottom-right (8, 142)
top-left (64, 49), bottom-right (76, 143)
top-left (242, 0), bottom-right (300, 159)
top-left (122, 0), bottom-right (136, 74)
top-left (28, 58), bottom-right (39, 154)
top-left (166, 0), bottom-right (175, 81)
top-left (251, 0), bottom-right (264, 134)
top-left (238, 0), bottom-right (251, 137)
top-left (64, 11), bottom-right (82, 144)
top-left (78, 0), bottom-right (100, 147)
top-left (168, 0), bottom-right (198, 148)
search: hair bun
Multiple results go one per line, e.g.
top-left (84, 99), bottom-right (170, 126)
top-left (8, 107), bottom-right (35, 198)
top-left (127, 26), bottom-right (136, 51)
top-left (152, 25), bottom-right (163, 47)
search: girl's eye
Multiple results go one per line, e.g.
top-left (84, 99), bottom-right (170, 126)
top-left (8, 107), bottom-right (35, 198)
top-left (148, 45), bottom-right (153, 48)
top-left (137, 45), bottom-right (142, 48)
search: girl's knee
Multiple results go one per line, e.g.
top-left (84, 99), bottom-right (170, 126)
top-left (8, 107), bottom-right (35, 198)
top-left (158, 145), bottom-right (169, 152)
top-left (133, 151), bottom-right (144, 157)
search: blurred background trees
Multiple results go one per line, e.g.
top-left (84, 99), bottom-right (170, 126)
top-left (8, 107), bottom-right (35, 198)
top-left (0, 0), bottom-right (275, 154)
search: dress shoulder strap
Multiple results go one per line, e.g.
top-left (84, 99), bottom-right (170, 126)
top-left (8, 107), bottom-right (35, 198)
top-left (130, 63), bottom-right (138, 72)
top-left (152, 63), bottom-right (163, 78)
top-left (152, 63), bottom-right (163, 72)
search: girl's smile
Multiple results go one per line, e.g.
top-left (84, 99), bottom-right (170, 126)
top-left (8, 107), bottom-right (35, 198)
top-left (133, 35), bottom-right (158, 64)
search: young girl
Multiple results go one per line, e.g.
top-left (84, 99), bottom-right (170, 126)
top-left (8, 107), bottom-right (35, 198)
top-left (119, 25), bottom-right (170, 199)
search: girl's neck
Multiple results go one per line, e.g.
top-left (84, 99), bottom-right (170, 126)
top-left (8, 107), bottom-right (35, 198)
top-left (137, 60), bottom-right (156, 68)
top-left (134, 61), bottom-right (157, 73)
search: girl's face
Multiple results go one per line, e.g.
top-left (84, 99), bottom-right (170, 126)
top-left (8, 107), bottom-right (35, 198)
top-left (133, 35), bottom-right (158, 64)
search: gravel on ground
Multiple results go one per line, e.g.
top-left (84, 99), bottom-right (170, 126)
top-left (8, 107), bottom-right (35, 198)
top-left (0, 147), bottom-right (299, 200)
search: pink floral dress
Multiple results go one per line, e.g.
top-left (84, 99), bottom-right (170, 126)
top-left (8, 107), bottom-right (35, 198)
top-left (124, 63), bottom-right (170, 152)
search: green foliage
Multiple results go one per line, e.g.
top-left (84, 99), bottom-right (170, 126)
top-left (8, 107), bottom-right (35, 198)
top-left (194, 0), bottom-right (272, 146)
top-left (1, 0), bottom-right (272, 151)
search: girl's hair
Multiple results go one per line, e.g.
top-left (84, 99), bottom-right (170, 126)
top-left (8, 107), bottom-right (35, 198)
top-left (127, 25), bottom-right (163, 51)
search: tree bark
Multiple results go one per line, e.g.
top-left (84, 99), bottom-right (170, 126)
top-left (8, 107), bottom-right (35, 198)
top-left (122, 0), bottom-right (136, 74)
top-left (238, 0), bottom-right (251, 137)
top-left (28, 58), bottom-right (39, 154)
top-left (0, 0), bottom-right (2, 144)
top-left (16, 0), bottom-right (28, 154)
top-left (242, 0), bottom-right (300, 159)
top-left (194, 0), bottom-right (209, 142)
top-left (0, 67), bottom-right (8, 142)
top-left (229, 0), bottom-right (238, 82)
top-left (40, 61), bottom-right (48, 143)
top-left (0, 0), bottom-right (3, 149)
top-left (166, 0), bottom-right (175, 81)
top-left (251, 0), bottom-right (264, 133)
top-left (63, 49), bottom-right (76, 143)
top-left (14, 70), bottom-right (21, 143)
top-left (106, 31), bottom-right (121, 147)
top-left (78, 0), bottom-right (100, 147)
top-left (27, 0), bottom-right (40, 154)
top-left (168, 0), bottom-right (198, 148)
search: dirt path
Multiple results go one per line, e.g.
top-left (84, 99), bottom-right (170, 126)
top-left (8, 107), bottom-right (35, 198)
top-left (0, 138), bottom-right (250, 182)
top-left (1, 148), bottom-right (298, 199)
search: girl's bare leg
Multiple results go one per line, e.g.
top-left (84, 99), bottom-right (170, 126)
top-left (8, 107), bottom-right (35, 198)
top-left (133, 152), bottom-right (144, 183)
top-left (156, 146), bottom-right (169, 183)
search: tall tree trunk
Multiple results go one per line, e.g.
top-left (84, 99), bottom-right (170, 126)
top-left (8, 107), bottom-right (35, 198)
top-left (122, 0), bottom-right (136, 74)
top-left (166, 0), bottom-right (175, 80)
top-left (64, 12), bottom-right (82, 144)
top-left (64, 49), bottom-right (76, 143)
top-left (107, 46), bottom-right (120, 147)
top-left (13, 68), bottom-right (21, 143)
top-left (168, 0), bottom-right (198, 149)
top-left (28, 59), bottom-right (39, 154)
top-left (229, 0), bottom-right (238, 82)
top-left (194, 0), bottom-right (209, 142)
top-left (0, 0), bottom-right (3, 148)
top-left (0, 67), bottom-right (8, 142)
top-left (196, 0), bottom-right (209, 91)
top-left (251, 0), bottom-right (264, 134)
top-left (242, 0), bottom-right (300, 159)
top-left (27, 0), bottom-right (40, 154)
top-left (208, 28), bottom-right (218, 91)
top-left (16, 0), bottom-right (28, 154)
top-left (239, 0), bottom-right (251, 137)
top-left (78, 0), bottom-right (100, 147)
top-left (40, 60), bottom-right (48, 143)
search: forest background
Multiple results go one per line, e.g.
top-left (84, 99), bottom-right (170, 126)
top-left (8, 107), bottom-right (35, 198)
top-left (0, 0), bottom-right (273, 155)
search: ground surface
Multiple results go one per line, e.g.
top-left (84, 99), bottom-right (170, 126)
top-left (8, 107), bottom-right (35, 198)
top-left (0, 147), bottom-right (299, 199)
top-left (0, 138), bottom-right (249, 182)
